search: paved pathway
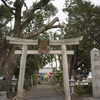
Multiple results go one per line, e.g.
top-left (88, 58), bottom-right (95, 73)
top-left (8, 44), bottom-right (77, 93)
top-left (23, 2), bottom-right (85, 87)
top-left (23, 82), bottom-right (64, 100)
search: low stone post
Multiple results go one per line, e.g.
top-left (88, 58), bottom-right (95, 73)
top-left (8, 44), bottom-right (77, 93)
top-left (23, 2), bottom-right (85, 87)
top-left (0, 91), bottom-right (7, 100)
top-left (84, 48), bottom-right (100, 100)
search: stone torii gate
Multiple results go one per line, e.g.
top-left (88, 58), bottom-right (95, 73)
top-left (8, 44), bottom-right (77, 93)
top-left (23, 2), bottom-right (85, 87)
top-left (6, 36), bottom-right (83, 100)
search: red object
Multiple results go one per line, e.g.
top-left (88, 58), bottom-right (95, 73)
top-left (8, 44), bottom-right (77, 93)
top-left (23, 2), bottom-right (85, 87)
top-left (49, 73), bottom-right (53, 76)
top-left (38, 75), bottom-right (40, 78)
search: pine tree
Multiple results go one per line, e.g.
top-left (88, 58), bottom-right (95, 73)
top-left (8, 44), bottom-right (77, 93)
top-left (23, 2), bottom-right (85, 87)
top-left (0, 0), bottom-right (59, 95)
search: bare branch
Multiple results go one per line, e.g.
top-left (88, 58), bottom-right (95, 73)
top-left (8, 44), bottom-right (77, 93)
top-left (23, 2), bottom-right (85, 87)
top-left (77, 57), bottom-right (86, 67)
top-left (0, 19), bottom-right (10, 28)
top-left (23, 1), bottom-right (28, 10)
top-left (49, 25), bottom-right (61, 28)
top-left (1, 0), bottom-right (8, 7)
top-left (23, 17), bottom-right (59, 39)
top-left (46, 17), bottom-right (59, 28)
top-left (21, 0), bottom-right (50, 33)
top-left (1, 0), bottom-right (15, 15)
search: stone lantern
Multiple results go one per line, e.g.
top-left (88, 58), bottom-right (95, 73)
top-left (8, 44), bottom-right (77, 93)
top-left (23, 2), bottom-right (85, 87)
top-left (11, 75), bottom-right (17, 92)
top-left (69, 76), bottom-right (75, 94)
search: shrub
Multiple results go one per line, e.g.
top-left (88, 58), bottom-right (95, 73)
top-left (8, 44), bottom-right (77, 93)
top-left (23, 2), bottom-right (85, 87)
top-left (38, 80), bottom-right (41, 84)
top-left (75, 84), bottom-right (85, 95)
top-left (24, 81), bottom-right (29, 89)
top-left (54, 70), bottom-right (63, 88)
top-left (83, 83), bottom-right (92, 94)
top-left (0, 80), bottom-right (4, 90)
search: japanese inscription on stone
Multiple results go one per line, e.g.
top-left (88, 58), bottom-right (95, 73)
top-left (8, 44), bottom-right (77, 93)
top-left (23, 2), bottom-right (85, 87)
top-left (38, 40), bottom-right (49, 53)
top-left (90, 48), bottom-right (100, 97)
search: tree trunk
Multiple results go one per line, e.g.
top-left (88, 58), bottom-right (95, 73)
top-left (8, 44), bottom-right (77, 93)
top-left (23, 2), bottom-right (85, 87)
top-left (0, 44), bottom-right (7, 75)
top-left (69, 56), bottom-right (74, 79)
top-left (0, 45), bottom-right (19, 97)
top-left (0, 0), bottom-right (22, 96)
top-left (58, 55), bottom-right (63, 70)
top-left (73, 66), bottom-right (78, 81)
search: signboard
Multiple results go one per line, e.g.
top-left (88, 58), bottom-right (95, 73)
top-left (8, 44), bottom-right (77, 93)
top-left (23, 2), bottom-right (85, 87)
top-left (38, 40), bottom-right (49, 53)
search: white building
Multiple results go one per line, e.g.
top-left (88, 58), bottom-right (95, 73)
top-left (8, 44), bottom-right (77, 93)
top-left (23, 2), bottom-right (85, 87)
top-left (39, 67), bottom-right (53, 73)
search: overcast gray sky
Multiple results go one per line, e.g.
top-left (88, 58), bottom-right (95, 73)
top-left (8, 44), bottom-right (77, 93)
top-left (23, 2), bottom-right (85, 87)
top-left (51, 0), bottom-right (100, 22)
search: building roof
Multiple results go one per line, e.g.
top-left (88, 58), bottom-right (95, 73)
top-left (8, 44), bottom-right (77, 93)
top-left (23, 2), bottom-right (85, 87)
top-left (39, 67), bottom-right (53, 73)
top-left (0, 76), bottom-right (5, 80)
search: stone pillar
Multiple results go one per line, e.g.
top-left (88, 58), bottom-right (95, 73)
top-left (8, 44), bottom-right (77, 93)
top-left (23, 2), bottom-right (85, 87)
top-left (16, 44), bottom-right (27, 100)
top-left (61, 45), bottom-right (71, 100)
top-left (84, 48), bottom-right (100, 100)
top-left (91, 48), bottom-right (100, 97)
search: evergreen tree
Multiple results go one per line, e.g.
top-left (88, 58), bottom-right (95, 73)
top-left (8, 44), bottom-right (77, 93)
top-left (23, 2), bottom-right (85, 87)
top-left (63, 0), bottom-right (100, 79)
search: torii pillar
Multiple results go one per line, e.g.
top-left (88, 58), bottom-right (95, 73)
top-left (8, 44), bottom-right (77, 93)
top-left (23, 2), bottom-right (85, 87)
top-left (62, 45), bottom-right (71, 100)
top-left (17, 44), bottom-right (27, 100)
